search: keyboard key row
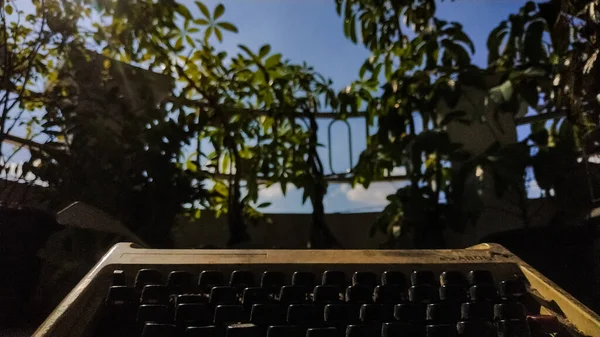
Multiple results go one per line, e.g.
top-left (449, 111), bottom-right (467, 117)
top-left (108, 283), bottom-right (523, 307)
top-left (141, 319), bottom-right (532, 337)
top-left (127, 269), bottom-right (506, 291)
top-left (122, 302), bottom-right (528, 327)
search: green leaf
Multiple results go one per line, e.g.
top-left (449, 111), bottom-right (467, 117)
top-left (204, 26), bottom-right (213, 42)
top-left (175, 37), bottom-right (183, 49)
top-left (335, 0), bottom-right (343, 15)
top-left (489, 80), bottom-right (513, 104)
top-left (195, 1), bottom-right (211, 19)
top-left (221, 153), bottom-right (230, 173)
top-left (259, 45), bottom-right (271, 58)
top-left (518, 83), bottom-right (538, 108)
top-left (186, 35), bottom-right (195, 46)
top-left (194, 18), bottom-right (209, 25)
top-left (214, 27), bottom-right (223, 42)
top-left (214, 4), bottom-right (225, 19)
top-left (487, 21), bottom-right (508, 65)
top-left (302, 189), bottom-right (310, 204)
top-left (265, 54), bottom-right (282, 68)
top-left (217, 22), bottom-right (238, 32)
top-left (349, 14), bottom-right (357, 43)
top-left (361, 19), bottom-right (369, 45)
top-left (188, 27), bottom-right (200, 33)
top-left (5, 4), bottom-right (13, 15)
top-left (384, 53), bottom-right (392, 80)
top-left (239, 44), bottom-right (256, 58)
top-left (442, 39), bottom-right (470, 65)
top-left (177, 4), bottom-right (192, 19)
top-left (281, 182), bottom-right (287, 195)
top-left (524, 1), bottom-right (537, 13)
top-left (451, 28), bottom-right (475, 54)
top-left (539, 1), bottom-right (559, 27)
top-left (524, 20), bottom-right (545, 63)
top-left (344, 16), bottom-right (351, 39)
top-left (257, 202), bottom-right (272, 208)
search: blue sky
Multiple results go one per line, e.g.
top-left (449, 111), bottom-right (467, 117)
top-left (3, 0), bottom-right (537, 213)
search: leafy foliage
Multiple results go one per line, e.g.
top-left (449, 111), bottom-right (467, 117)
top-left (336, 0), bottom-right (599, 246)
top-left (1, 0), bottom-right (343, 247)
top-left (1, 0), bottom-right (598, 248)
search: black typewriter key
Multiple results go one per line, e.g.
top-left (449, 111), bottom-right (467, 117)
top-left (142, 322), bottom-right (176, 337)
top-left (200, 271), bottom-right (226, 292)
top-left (322, 271), bottom-right (347, 288)
top-left (469, 284), bottom-right (498, 302)
top-left (426, 302), bottom-right (461, 323)
top-left (307, 327), bottom-right (338, 337)
top-left (499, 280), bottom-right (527, 300)
top-left (104, 285), bottom-right (137, 326)
top-left (230, 270), bottom-right (255, 290)
top-left (137, 304), bottom-right (170, 324)
top-left (440, 271), bottom-right (466, 286)
top-left (345, 285), bottom-right (373, 304)
top-left (494, 303), bottom-right (526, 320)
top-left (439, 285), bottom-right (467, 303)
top-left (324, 304), bottom-right (360, 324)
top-left (360, 304), bottom-right (393, 322)
top-left (287, 304), bottom-right (320, 325)
top-left (268, 325), bottom-right (302, 337)
top-left (381, 271), bottom-right (406, 288)
top-left (456, 320), bottom-right (495, 337)
top-left (185, 325), bottom-right (223, 337)
top-left (243, 287), bottom-right (270, 309)
top-left (168, 271), bottom-right (195, 293)
top-left (382, 322), bottom-right (420, 337)
top-left (373, 285), bottom-right (403, 304)
top-left (345, 324), bottom-right (379, 337)
top-left (408, 285), bottom-right (437, 303)
top-left (210, 286), bottom-right (238, 305)
top-left (460, 302), bottom-right (493, 321)
top-left (250, 304), bottom-right (286, 325)
top-left (526, 315), bottom-right (561, 335)
top-left (394, 303), bottom-right (426, 323)
top-left (262, 272), bottom-right (286, 293)
top-left (214, 305), bottom-right (247, 324)
top-left (226, 323), bottom-right (261, 337)
top-left (175, 303), bottom-right (212, 326)
top-left (112, 270), bottom-right (126, 286)
top-left (496, 319), bottom-right (532, 337)
top-left (467, 270), bottom-right (494, 285)
top-left (352, 272), bottom-right (377, 288)
top-left (141, 285), bottom-right (169, 304)
top-left (186, 325), bottom-right (221, 337)
top-left (176, 294), bottom-right (208, 306)
top-left (426, 324), bottom-right (457, 337)
top-left (135, 269), bottom-right (163, 288)
top-left (293, 272), bottom-right (317, 289)
top-left (106, 285), bottom-right (137, 305)
top-left (411, 270), bottom-right (436, 286)
top-left (280, 285), bottom-right (309, 304)
top-left (314, 285), bottom-right (342, 303)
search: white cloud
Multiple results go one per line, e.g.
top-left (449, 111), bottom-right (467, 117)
top-left (343, 182), bottom-right (405, 206)
top-left (259, 184), bottom-right (284, 199)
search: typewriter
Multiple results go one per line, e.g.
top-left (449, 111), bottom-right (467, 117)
top-left (33, 243), bottom-right (600, 337)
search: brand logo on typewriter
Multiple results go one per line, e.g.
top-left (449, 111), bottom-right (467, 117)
top-left (439, 252), bottom-right (513, 262)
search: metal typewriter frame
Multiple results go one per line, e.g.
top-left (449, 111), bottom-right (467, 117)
top-left (33, 242), bottom-right (600, 337)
